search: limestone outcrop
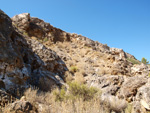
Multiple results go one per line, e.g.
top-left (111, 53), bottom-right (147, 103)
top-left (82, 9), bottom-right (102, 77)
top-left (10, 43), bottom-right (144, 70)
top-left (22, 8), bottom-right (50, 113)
top-left (0, 10), bottom-right (67, 97)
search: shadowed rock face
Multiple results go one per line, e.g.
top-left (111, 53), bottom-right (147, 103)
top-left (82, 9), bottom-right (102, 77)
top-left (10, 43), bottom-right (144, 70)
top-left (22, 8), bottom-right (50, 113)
top-left (0, 10), bottom-right (68, 96)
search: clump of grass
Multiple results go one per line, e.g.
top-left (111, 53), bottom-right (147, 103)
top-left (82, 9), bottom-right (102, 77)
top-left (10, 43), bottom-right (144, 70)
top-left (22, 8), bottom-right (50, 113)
top-left (70, 66), bottom-right (78, 73)
top-left (23, 32), bottom-right (29, 37)
top-left (53, 88), bottom-right (67, 102)
top-left (43, 37), bottom-right (48, 42)
top-left (127, 58), bottom-right (141, 65)
top-left (64, 71), bottom-right (74, 83)
top-left (148, 72), bottom-right (150, 77)
top-left (74, 72), bottom-right (85, 84)
top-left (125, 103), bottom-right (133, 113)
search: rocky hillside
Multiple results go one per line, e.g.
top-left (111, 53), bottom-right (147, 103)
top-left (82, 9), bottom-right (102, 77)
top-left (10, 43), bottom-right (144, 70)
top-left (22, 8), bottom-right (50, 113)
top-left (0, 10), bottom-right (150, 113)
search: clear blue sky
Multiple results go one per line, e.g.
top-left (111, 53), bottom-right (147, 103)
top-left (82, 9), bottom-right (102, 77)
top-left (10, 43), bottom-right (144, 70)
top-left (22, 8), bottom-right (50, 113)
top-left (1, 0), bottom-right (150, 61)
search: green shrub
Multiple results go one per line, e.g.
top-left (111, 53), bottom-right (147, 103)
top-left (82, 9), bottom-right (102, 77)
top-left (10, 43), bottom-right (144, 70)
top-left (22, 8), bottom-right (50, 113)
top-left (43, 37), bottom-right (48, 42)
top-left (53, 82), bottom-right (100, 102)
top-left (127, 58), bottom-right (140, 65)
top-left (68, 82), bottom-right (99, 101)
top-left (23, 32), bottom-right (29, 37)
top-left (141, 57), bottom-right (149, 64)
top-left (53, 88), bottom-right (67, 101)
top-left (70, 66), bottom-right (78, 73)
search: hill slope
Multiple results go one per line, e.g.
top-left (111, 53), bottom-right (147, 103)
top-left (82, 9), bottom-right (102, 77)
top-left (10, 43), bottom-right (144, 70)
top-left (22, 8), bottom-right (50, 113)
top-left (0, 10), bottom-right (150, 112)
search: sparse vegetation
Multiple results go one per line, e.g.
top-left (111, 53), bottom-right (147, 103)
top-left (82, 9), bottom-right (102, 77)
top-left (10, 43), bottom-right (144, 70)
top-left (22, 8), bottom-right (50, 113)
top-left (70, 66), bottom-right (78, 73)
top-left (68, 82), bottom-right (99, 101)
top-left (74, 72), bottom-right (85, 84)
top-left (23, 32), bottom-right (29, 37)
top-left (127, 58), bottom-right (141, 65)
top-left (53, 82), bottom-right (100, 101)
top-left (43, 37), bottom-right (48, 42)
top-left (141, 57), bottom-right (149, 64)
top-left (4, 83), bottom-right (104, 113)
top-left (64, 71), bottom-right (74, 82)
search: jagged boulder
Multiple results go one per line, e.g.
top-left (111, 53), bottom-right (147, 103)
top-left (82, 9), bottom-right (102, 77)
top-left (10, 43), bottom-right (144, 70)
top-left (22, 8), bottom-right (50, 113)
top-left (87, 75), bottom-right (124, 95)
top-left (3, 100), bottom-right (37, 113)
top-left (136, 78), bottom-right (150, 111)
top-left (117, 76), bottom-right (147, 102)
top-left (110, 48), bottom-right (127, 59)
top-left (12, 13), bottom-right (30, 31)
top-left (131, 63), bottom-right (150, 76)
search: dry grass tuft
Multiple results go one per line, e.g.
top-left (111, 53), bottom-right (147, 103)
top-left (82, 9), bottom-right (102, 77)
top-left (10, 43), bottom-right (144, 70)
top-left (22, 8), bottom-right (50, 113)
top-left (70, 66), bottom-right (78, 73)
top-left (2, 83), bottom-right (130, 113)
top-left (74, 72), bottom-right (86, 84)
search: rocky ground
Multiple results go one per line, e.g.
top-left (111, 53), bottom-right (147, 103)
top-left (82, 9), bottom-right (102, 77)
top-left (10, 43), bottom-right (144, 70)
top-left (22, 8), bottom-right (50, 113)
top-left (0, 9), bottom-right (150, 113)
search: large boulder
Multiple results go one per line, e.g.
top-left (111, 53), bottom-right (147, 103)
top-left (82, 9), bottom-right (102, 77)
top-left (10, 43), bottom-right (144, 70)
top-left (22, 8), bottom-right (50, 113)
top-left (87, 75), bottom-right (124, 95)
top-left (136, 78), bottom-right (150, 111)
top-left (117, 76), bottom-right (147, 102)
top-left (110, 48), bottom-right (127, 59)
top-left (12, 13), bottom-right (30, 31)
top-left (131, 64), bottom-right (150, 76)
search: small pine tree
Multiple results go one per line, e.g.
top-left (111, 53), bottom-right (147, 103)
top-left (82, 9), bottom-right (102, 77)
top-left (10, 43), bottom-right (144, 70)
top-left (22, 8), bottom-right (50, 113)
top-left (141, 57), bottom-right (149, 64)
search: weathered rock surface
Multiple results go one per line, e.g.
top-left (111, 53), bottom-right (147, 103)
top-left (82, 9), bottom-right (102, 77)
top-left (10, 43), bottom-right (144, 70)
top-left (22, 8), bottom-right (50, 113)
top-left (0, 89), bottom-right (16, 108)
top-left (3, 100), bottom-right (37, 113)
top-left (117, 76), bottom-right (147, 102)
top-left (136, 78), bottom-right (150, 110)
top-left (0, 9), bottom-right (68, 98)
top-left (87, 75), bottom-right (124, 95)
top-left (131, 63), bottom-right (150, 76)
top-left (12, 13), bottom-right (30, 31)
top-left (12, 13), bottom-right (70, 42)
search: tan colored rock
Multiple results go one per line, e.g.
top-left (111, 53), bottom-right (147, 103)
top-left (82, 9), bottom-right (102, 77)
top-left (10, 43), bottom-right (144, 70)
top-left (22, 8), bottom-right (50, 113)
top-left (110, 48), bottom-right (127, 59)
top-left (0, 89), bottom-right (16, 108)
top-left (87, 75), bottom-right (124, 95)
top-left (131, 63), bottom-right (149, 76)
top-left (3, 100), bottom-right (37, 113)
top-left (118, 76), bottom-right (147, 102)
top-left (12, 13), bottom-right (30, 31)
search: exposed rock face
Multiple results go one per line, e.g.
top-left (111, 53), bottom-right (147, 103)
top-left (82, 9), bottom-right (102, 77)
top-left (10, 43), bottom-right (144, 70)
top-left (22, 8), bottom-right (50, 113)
top-left (117, 76), bottom-right (147, 102)
top-left (135, 78), bottom-right (150, 110)
top-left (12, 13), bottom-right (70, 42)
top-left (0, 9), bottom-right (68, 98)
top-left (87, 75), bottom-right (124, 95)
top-left (110, 48), bottom-right (127, 59)
top-left (131, 64), bottom-right (150, 76)
top-left (12, 13), bottom-right (30, 31)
